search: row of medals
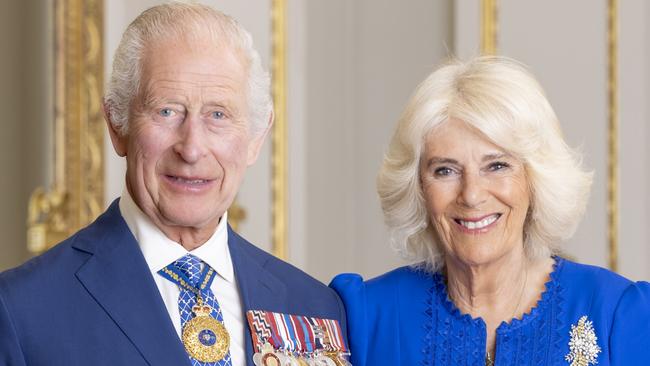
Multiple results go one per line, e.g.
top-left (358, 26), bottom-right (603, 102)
top-left (179, 280), bottom-right (349, 366)
top-left (254, 342), bottom-right (351, 366)
top-left (184, 302), bottom-right (351, 366)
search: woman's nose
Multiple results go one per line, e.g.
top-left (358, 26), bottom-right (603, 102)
top-left (458, 172), bottom-right (488, 208)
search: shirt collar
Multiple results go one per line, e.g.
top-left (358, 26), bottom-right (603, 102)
top-left (118, 188), bottom-right (234, 283)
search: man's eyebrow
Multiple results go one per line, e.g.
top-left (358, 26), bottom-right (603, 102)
top-left (141, 92), bottom-right (187, 108)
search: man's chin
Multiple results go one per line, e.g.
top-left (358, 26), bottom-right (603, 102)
top-left (156, 205), bottom-right (222, 229)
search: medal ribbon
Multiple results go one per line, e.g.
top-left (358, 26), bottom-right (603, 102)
top-left (246, 311), bottom-right (273, 353)
top-left (246, 310), bottom-right (347, 355)
top-left (306, 316), bottom-right (327, 351)
top-left (159, 264), bottom-right (217, 303)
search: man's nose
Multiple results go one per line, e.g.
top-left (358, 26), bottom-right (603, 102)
top-left (173, 115), bottom-right (207, 163)
top-left (458, 171), bottom-right (488, 208)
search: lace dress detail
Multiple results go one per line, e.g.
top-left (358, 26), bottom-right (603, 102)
top-left (422, 258), bottom-right (566, 366)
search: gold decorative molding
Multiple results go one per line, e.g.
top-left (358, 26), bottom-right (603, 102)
top-left (606, 0), bottom-right (619, 272)
top-left (27, 0), bottom-right (104, 254)
top-left (271, 0), bottom-right (288, 260)
top-left (481, 0), bottom-right (498, 55)
top-left (228, 200), bottom-right (246, 232)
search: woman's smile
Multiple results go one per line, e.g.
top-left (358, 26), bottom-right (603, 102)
top-left (453, 213), bottom-right (502, 233)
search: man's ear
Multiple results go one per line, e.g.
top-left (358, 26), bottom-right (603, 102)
top-left (103, 100), bottom-right (128, 157)
top-left (247, 110), bottom-right (274, 165)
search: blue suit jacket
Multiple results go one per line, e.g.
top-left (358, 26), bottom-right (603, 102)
top-left (0, 200), bottom-right (346, 366)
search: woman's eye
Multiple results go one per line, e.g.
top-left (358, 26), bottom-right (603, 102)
top-left (488, 161), bottom-right (510, 171)
top-left (434, 167), bottom-right (454, 177)
top-left (159, 108), bottom-right (175, 117)
top-left (211, 111), bottom-right (225, 119)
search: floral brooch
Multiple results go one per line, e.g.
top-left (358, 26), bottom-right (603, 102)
top-left (565, 315), bottom-right (601, 366)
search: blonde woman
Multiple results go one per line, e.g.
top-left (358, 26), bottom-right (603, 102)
top-left (331, 56), bottom-right (650, 366)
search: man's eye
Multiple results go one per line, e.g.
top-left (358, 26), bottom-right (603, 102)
top-left (211, 111), bottom-right (225, 119)
top-left (434, 167), bottom-right (454, 176)
top-left (159, 108), bottom-right (175, 117)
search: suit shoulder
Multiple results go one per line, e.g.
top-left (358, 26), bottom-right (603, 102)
top-left (0, 233), bottom-right (90, 310)
top-left (232, 232), bottom-right (338, 299)
top-left (1, 201), bottom-right (123, 292)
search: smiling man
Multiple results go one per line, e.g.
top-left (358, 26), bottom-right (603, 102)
top-left (0, 4), bottom-right (348, 366)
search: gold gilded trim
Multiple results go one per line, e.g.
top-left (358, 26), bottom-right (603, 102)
top-left (606, 0), bottom-right (618, 272)
top-left (27, 0), bottom-right (104, 254)
top-left (481, 0), bottom-right (498, 55)
top-left (271, 0), bottom-right (288, 260)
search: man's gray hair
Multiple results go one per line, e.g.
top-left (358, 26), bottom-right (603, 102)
top-left (104, 2), bottom-right (272, 135)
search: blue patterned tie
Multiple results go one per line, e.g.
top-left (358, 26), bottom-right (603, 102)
top-left (167, 254), bottom-right (232, 366)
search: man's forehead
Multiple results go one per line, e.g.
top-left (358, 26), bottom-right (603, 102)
top-left (142, 78), bottom-right (241, 98)
top-left (142, 32), bottom-right (245, 62)
top-left (139, 41), bottom-right (247, 84)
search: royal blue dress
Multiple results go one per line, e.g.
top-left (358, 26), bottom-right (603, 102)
top-left (330, 257), bottom-right (650, 366)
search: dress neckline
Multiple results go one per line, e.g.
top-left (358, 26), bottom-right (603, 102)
top-left (432, 256), bottom-right (564, 331)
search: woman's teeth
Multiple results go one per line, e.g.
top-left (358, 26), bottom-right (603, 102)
top-left (458, 214), bottom-right (500, 229)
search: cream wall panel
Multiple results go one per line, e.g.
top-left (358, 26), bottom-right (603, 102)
top-left (619, 0), bottom-right (650, 281)
top-left (454, 0), bottom-right (481, 59)
top-left (286, 0), bottom-right (309, 269)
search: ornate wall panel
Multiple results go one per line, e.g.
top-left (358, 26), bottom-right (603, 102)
top-left (27, 0), bottom-right (104, 254)
top-left (271, 0), bottom-right (288, 260)
top-left (606, 0), bottom-right (619, 271)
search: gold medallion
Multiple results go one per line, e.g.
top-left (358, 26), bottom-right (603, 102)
top-left (261, 352), bottom-right (281, 366)
top-left (182, 304), bottom-right (230, 362)
top-left (312, 354), bottom-right (337, 366)
top-left (325, 352), bottom-right (348, 366)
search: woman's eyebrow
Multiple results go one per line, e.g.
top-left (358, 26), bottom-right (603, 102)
top-left (482, 152), bottom-right (510, 162)
top-left (426, 157), bottom-right (459, 168)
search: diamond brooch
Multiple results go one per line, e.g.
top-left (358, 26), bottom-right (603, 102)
top-left (565, 315), bottom-right (601, 366)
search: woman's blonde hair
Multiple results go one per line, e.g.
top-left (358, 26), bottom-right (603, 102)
top-left (377, 56), bottom-right (593, 272)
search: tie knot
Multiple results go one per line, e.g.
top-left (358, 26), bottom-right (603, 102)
top-left (173, 254), bottom-right (203, 286)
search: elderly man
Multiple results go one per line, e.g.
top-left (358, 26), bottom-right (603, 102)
top-left (0, 4), bottom-right (348, 366)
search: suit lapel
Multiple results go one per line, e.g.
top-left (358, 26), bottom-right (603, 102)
top-left (73, 201), bottom-right (190, 366)
top-left (228, 227), bottom-right (288, 366)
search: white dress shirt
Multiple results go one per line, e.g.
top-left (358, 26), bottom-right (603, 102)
top-left (119, 189), bottom-right (245, 366)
